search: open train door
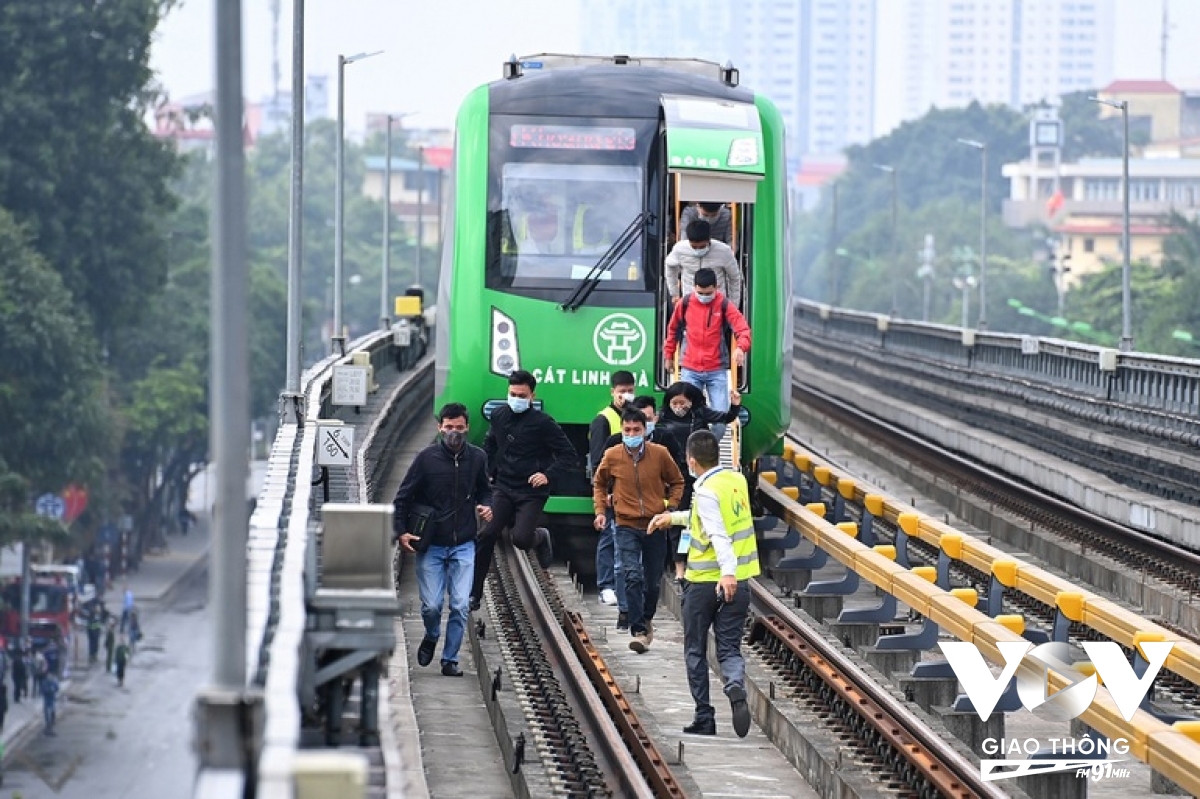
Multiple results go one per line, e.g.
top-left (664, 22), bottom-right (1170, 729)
top-left (660, 95), bottom-right (765, 469)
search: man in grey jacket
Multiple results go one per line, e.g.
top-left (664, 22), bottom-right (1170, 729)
top-left (679, 202), bottom-right (732, 245)
top-left (665, 219), bottom-right (743, 309)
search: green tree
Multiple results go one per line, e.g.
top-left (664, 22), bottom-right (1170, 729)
top-left (0, 1), bottom-right (179, 338)
top-left (0, 209), bottom-right (113, 530)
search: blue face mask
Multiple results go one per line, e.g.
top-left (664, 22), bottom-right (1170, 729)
top-left (508, 396), bottom-right (530, 413)
top-left (622, 434), bottom-right (644, 449)
top-left (696, 293), bottom-right (716, 305)
top-left (645, 421), bottom-right (655, 436)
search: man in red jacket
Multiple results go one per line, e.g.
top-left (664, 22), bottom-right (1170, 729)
top-left (662, 267), bottom-right (751, 440)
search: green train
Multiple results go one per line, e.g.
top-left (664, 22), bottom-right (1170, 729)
top-left (435, 54), bottom-right (792, 519)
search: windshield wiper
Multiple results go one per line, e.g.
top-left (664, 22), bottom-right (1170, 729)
top-left (560, 211), bottom-right (652, 312)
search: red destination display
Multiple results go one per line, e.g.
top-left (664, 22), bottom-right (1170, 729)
top-left (510, 125), bottom-right (636, 151)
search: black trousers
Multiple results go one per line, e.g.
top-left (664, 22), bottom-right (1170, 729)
top-left (470, 487), bottom-right (548, 602)
top-left (683, 580), bottom-right (750, 723)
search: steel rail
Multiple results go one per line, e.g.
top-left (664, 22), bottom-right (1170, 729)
top-left (792, 378), bottom-right (1200, 581)
top-left (505, 546), bottom-right (660, 799)
top-left (562, 613), bottom-right (686, 798)
top-left (748, 581), bottom-right (1006, 799)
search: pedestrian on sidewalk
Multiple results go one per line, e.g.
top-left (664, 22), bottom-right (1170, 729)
top-left (41, 672), bottom-right (59, 736)
top-left (114, 636), bottom-right (130, 687)
top-left (0, 676), bottom-right (8, 732)
top-left (128, 608), bottom-right (141, 652)
top-left (393, 403), bottom-right (493, 678)
top-left (87, 610), bottom-right (102, 665)
top-left (11, 642), bottom-right (25, 704)
top-left (120, 585), bottom-right (134, 633)
top-left (104, 620), bottom-right (116, 673)
top-left (648, 429), bottom-right (760, 738)
top-left (31, 649), bottom-right (46, 697)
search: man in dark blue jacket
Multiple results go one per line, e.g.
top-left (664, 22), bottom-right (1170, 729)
top-left (470, 370), bottom-right (577, 609)
top-left (394, 403), bottom-right (493, 677)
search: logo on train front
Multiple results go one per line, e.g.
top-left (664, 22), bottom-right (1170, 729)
top-left (939, 639), bottom-right (1174, 782)
top-left (593, 313), bottom-right (646, 366)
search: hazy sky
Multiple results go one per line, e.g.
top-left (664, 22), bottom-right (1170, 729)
top-left (151, 0), bottom-right (1200, 134)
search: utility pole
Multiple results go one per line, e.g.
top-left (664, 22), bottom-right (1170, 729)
top-left (827, 182), bottom-right (839, 305)
top-left (919, 233), bottom-right (936, 322)
top-left (957, 138), bottom-right (988, 328)
top-left (381, 114), bottom-right (393, 330)
top-left (333, 50), bottom-right (383, 354)
top-left (1091, 96), bottom-right (1134, 351)
top-left (416, 145), bottom-right (425, 290)
top-left (874, 164), bottom-right (898, 316)
top-left (194, 0), bottom-right (259, 792)
top-left (279, 0), bottom-right (305, 424)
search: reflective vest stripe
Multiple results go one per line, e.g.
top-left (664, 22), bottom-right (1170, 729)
top-left (684, 469), bottom-right (761, 583)
top-left (600, 406), bottom-right (621, 435)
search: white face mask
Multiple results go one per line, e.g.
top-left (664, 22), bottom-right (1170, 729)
top-left (619, 392), bottom-right (635, 404)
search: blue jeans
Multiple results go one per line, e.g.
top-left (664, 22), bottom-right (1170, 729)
top-left (681, 367), bottom-right (730, 440)
top-left (43, 697), bottom-right (55, 729)
top-left (615, 526), bottom-right (668, 635)
top-left (596, 509), bottom-right (627, 611)
top-left (416, 541), bottom-right (475, 666)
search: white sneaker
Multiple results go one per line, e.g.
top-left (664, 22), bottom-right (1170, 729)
top-left (599, 588), bottom-right (618, 606)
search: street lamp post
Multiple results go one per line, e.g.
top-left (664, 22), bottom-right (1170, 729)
top-left (416, 145), bottom-right (425, 290)
top-left (381, 114), bottom-right (393, 330)
top-left (280, 0), bottom-right (305, 423)
top-left (333, 49), bottom-right (383, 355)
top-left (957, 138), bottom-right (988, 329)
top-left (1090, 96), bottom-right (1133, 351)
top-left (953, 274), bottom-right (978, 330)
top-left (874, 164), bottom-right (898, 316)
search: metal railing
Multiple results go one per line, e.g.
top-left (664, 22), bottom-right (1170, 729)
top-left (794, 299), bottom-right (1200, 440)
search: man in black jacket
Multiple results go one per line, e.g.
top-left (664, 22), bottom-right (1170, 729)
top-left (470, 370), bottom-right (576, 609)
top-left (394, 403), bottom-right (493, 677)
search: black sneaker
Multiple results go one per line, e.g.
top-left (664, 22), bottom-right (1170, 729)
top-left (682, 719), bottom-right (716, 736)
top-left (441, 661), bottom-right (463, 677)
top-left (728, 685), bottom-right (751, 738)
top-left (469, 596), bottom-right (481, 613)
top-left (534, 527), bottom-right (553, 568)
top-left (616, 612), bottom-right (629, 632)
top-left (417, 636), bottom-right (436, 667)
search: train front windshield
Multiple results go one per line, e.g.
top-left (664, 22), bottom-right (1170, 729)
top-left (487, 116), bottom-right (660, 298)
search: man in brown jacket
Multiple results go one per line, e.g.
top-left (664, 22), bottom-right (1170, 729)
top-left (592, 408), bottom-right (685, 653)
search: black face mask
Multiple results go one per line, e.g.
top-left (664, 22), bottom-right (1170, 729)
top-left (442, 430), bottom-right (466, 450)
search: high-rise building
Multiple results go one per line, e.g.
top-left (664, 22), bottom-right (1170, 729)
top-left (876, 0), bottom-right (1116, 137)
top-left (578, 0), bottom-right (877, 161)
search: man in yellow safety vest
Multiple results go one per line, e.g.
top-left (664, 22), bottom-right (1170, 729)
top-left (649, 429), bottom-right (759, 738)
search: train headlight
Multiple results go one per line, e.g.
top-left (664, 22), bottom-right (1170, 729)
top-left (490, 307), bottom-right (520, 376)
top-left (727, 137), bottom-right (759, 167)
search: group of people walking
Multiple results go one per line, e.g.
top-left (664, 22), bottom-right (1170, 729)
top-left (394, 200), bottom-right (760, 737)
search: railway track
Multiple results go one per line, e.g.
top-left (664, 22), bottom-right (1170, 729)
top-left (745, 578), bottom-right (1004, 799)
top-left (487, 544), bottom-right (684, 798)
top-left (790, 376), bottom-right (1200, 712)
top-left (795, 336), bottom-right (1200, 506)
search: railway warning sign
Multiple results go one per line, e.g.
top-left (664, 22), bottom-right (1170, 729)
top-left (332, 365), bottom-right (368, 406)
top-left (316, 422), bottom-right (354, 467)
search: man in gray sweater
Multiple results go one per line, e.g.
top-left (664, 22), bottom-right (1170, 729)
top-left (665, 219), bottom-right (743, 309)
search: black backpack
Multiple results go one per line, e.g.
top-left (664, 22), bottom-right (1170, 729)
top-left (673, 294), bottom-right (733, 345)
